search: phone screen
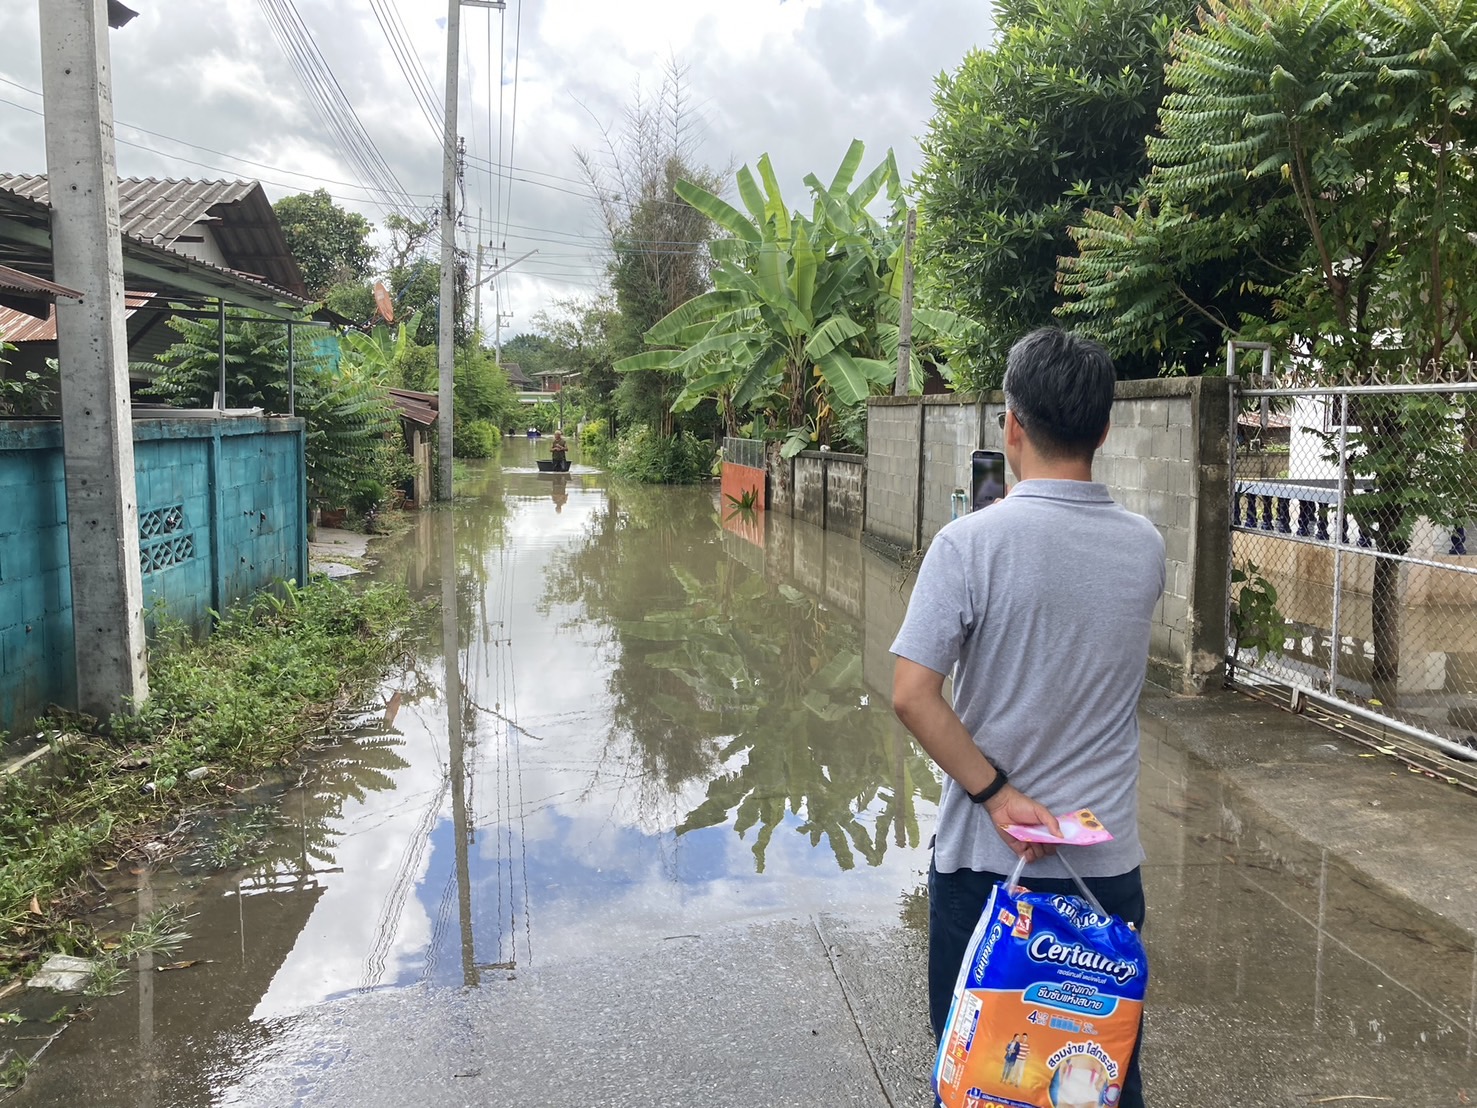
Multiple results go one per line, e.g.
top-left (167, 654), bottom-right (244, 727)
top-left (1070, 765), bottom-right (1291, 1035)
top-left (971, 450), bottom-right (1006, 511)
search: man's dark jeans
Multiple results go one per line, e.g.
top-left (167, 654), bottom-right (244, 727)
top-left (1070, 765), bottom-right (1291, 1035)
top-left (927, 861), bottom-right (1147, 1108)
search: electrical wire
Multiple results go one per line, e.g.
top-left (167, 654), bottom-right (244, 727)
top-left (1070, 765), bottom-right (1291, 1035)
top-left (258, 0), bottom-right (401, 214)
top-left (255, 0), bottom-right (418, 217)
top-left (500, 0), bottom-right (524, 248)
top-left (367, 0), bottom-right (443, 140)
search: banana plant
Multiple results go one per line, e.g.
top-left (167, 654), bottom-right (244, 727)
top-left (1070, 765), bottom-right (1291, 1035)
top-left (615, 140), bottom-right (977, 454)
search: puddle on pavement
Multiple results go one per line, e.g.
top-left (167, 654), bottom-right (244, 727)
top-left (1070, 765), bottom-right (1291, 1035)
top-left (5, 438), bottom-right (1475, 1104)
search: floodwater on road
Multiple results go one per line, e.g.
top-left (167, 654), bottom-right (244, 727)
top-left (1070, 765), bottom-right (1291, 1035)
top-left (5, 437), bottom-right (1476, 1106)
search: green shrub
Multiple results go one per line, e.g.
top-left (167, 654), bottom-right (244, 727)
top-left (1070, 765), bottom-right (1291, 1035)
top-left (581, 418), bottom-right (615, 467)
top-left (454, 418), bottom-right (501, 459)
top-left (0, 578), bottom-right (410, 976)
top-left (611, 427), bottom-right (715, 484)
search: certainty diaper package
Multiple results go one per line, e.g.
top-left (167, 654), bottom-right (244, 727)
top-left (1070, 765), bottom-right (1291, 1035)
top-left (934, 863), bottom-right (1147, 1108)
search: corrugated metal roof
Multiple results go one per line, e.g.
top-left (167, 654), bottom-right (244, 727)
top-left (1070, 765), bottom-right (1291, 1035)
top-left (0, 292), bottom-right (153, 343)
top-left (0, 182), bottom-right (308, 315)
top-left (0, 175), bottom-right (306, 295)
top-left (388, 387), bottom-right (438, 427)
top-left (0, 263), bottom-right (80, 301)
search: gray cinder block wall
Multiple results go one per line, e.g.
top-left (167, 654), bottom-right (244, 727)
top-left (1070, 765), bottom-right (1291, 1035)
top-left (863, 378), bottom-right (1231, 694)
top-left (769, 449), bottom-right (867, 540)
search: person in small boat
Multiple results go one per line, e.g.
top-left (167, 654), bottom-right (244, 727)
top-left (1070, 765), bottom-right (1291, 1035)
top-left (551, 428), bottom-right (568, 468)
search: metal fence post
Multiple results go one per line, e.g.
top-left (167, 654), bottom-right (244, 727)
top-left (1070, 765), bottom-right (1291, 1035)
top-left (1326, 392), bottom-right (1351, 693)
top-left (1225, 343), bottom-right (1239, 679)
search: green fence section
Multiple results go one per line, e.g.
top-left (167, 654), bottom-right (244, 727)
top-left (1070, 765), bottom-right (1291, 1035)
top-left (0, 414), bottom-right (307, 730)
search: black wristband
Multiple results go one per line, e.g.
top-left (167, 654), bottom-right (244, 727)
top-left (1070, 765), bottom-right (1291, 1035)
top-left (968, 764), bottom-right (1009, 806)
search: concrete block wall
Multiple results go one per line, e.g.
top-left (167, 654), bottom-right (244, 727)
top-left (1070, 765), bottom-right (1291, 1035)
top-left (765, 442), bottom-right (794, 515)
top-left (794, 454), bottom-right (825, 524)
top-left (1098, 378), bottom-right (1231, 693)
top-left (770, 449), bottom-right (866, 540)
top-left (217, 426), bottom-right (304, 607)
top-left (0, 415), bottom-right (308, 730)
top-left (860, 402), bottom-right (920, 549)
top-left (862, 379), bottom-right (1231, 694)
top-left (921, 400), bottom-right (984, 545)
top-left (0, 434), bottom-right (73, 723)
top-left (824, 454), bottom-right (865, 540)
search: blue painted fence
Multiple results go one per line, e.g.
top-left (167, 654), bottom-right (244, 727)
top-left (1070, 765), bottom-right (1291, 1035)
top-left (0, 414), bottom-right (307, 730)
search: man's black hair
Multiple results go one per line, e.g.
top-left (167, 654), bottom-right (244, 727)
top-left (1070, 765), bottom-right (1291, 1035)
top-left (1002, 328), bottom-right (1116, 462)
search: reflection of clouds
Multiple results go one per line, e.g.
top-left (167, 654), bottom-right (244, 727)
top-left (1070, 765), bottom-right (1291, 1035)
top-left (248, 467), bottom-right (937, 1019)
top-left (251, 732), bottom-right (446, 1021)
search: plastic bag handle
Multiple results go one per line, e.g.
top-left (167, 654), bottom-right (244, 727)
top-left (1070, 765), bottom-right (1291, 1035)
top-left (1004, 854), bottom-right (1109, 919)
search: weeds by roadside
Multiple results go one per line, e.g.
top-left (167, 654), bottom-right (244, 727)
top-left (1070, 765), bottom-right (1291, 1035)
top-left (0, 576), bottom-right (412, 983)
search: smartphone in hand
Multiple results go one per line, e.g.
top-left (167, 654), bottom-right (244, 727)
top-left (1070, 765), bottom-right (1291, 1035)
top-left (970, 449), bottom-right (1006, 511)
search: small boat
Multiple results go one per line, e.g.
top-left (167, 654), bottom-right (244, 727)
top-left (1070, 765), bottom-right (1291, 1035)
top-left (526, 428), bottom-right (541, 438)
top-left (536, 458), bottom-right (570, 472)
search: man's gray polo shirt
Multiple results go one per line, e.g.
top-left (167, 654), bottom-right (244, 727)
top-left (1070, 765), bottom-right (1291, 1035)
top-left (890, 478), bottom-right (1165, 879)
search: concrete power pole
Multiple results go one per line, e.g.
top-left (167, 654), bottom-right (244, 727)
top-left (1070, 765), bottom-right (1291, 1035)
top-left (893, 208), bottom-right (917, 397)
top-left (39, 0), bottom-right (149, 718)
top-left (438, 1), bottom-right (506, 501)
top-left (435, 0), bottom-right (462, 502)
top-left (473, 244), bottom-right (483, 340)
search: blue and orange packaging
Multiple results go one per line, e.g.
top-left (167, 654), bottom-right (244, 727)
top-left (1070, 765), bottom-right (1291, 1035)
top-left (934, 875), bottom-right (1147, 1108)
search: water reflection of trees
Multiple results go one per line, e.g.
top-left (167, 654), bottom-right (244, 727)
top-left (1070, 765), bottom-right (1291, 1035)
top-left (540, 485), bottom-right (939, 873)
top-left (540, 482), bottom-right (729, 795)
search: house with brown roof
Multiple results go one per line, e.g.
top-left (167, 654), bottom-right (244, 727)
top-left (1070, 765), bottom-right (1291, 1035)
top-left (0, 175), bottom-right (306, 389)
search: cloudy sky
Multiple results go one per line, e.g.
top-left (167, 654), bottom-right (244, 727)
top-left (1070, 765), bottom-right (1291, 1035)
top-left (0, 0), bottom-right (995, 338)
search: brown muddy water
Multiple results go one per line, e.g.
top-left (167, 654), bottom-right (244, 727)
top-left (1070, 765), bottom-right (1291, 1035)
top-left (3, 438), bottom-right (1475, 1106)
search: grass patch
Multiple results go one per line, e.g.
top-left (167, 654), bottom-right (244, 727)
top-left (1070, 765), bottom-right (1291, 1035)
top-left (0, 576), bottom-right (411, 982)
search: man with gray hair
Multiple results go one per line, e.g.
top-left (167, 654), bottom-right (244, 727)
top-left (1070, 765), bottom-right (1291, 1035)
top-left (891, 327), bottom-right (1165, 1106)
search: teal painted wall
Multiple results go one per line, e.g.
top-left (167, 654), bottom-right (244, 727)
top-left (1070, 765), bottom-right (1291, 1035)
top-left (0, 415), bottom-right (307, 731)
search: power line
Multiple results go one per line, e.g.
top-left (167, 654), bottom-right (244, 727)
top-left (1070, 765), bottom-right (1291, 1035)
top-left (367, 0), bottom-right (443, 139)
top-left (501, 0), bottom-right (524, 248)
top-left (0, 93), bottom-right (438, 207)
top-left (255, 0), bottom-right (418, 217)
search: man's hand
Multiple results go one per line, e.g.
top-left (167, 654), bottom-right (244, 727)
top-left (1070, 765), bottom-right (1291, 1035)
top-left (984, 785), bottom-right (1062, 864)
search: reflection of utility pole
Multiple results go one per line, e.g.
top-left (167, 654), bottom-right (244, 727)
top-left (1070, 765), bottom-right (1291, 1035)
top-left (440, 508), bottom-right (477, 987)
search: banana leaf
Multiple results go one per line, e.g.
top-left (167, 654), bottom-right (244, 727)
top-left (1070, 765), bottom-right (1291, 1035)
top-left (675, 178), bottom-right (761, 243)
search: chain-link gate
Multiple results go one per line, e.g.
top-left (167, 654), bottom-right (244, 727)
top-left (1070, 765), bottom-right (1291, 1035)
top-left (1225, 344), bottom-right (1477, 761)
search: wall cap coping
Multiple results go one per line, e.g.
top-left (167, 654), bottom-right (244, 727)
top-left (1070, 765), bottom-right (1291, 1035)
top-left (867, 376), bottom-right (1228, 410)
top-left (797, 449), bottom-right (865, 464)
top-left (0, 413), bottom-right (304, 449)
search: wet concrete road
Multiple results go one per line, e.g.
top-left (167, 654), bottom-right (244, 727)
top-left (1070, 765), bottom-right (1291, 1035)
top-left (8, 440), bottom-right (1477, 1106)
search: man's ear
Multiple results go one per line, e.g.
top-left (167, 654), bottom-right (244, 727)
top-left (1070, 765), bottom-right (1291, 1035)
top-left (1005, 410), bottom-right (1026, 450)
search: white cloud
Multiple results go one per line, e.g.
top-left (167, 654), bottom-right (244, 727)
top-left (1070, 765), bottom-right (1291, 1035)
top-left (0, 0), bottom-right (994, 335)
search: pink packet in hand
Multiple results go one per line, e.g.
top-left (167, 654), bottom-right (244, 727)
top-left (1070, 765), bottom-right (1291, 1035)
top-left (1004, 807), bottom-right (1114, 846)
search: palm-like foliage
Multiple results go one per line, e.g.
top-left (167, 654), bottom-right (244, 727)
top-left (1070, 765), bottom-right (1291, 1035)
top-left (616, 141), bottom-right (975, 453)
top-left (1060, 0), bottom-right (1477, 699)
top-left (146, 310), bottom-right (396, 507)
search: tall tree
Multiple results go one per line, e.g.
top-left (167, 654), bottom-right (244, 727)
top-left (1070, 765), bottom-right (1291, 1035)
top-left (621, 142), bottom-right (973, 451)
top-left (530, 295), bottom-right (622, 424)
top-left (273, 189), bottom-right (376, 299)
top-left (577, 60), bottom-right (720, 437)
top-left (1059, 0), bottom-right (1477, 701)
top-left (914, 0), bottom-right (1193, 388)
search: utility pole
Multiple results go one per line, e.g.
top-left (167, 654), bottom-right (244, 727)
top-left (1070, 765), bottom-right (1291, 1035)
top-left (39, 0), bottom-right (149, 718)
top-left (473, 209), bottom-right (483, 340)
top-left (438, 0), bottom-right (505, 501)
top-left (436, 0), bottom-right (460, 502)
top-left (894, 208), bottom-right (917, 397)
